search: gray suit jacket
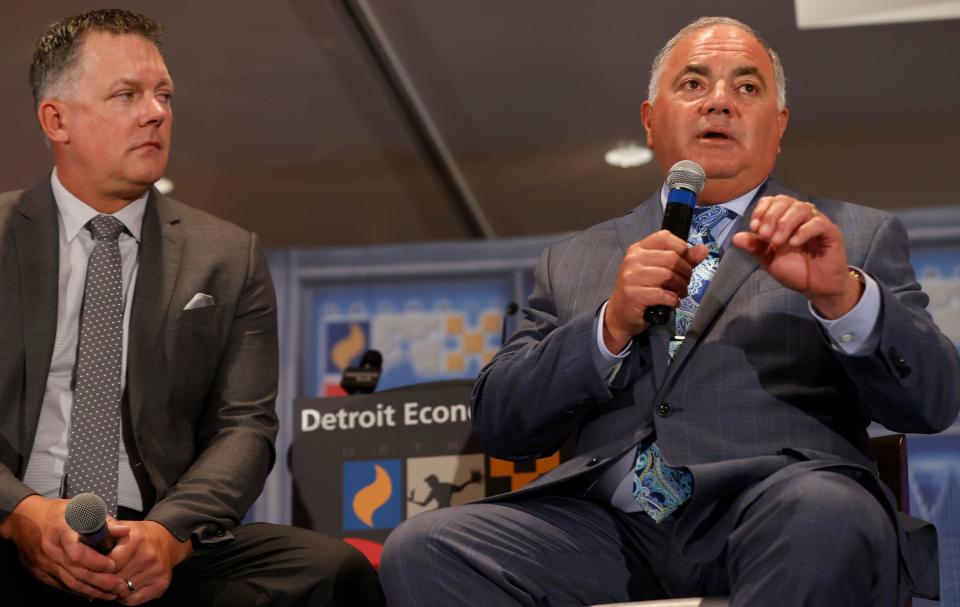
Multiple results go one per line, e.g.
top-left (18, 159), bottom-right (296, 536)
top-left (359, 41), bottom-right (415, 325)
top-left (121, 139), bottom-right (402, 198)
top-left (471, 179), bottom-right (959, 597)
top-left (0, 179), bottom-right (279, 547)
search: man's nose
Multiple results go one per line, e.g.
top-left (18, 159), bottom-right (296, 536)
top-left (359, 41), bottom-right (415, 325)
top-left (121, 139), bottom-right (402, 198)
top-left (140, 96), bottom-right (169, 126)
top-left (704, 82), bottom-right (732, 115)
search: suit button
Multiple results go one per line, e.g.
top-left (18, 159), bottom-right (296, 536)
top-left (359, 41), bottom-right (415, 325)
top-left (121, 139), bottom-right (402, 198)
top-left (586, 457), bottom-right (601, 467)
top-left (656, 403), bottom-right (673, 417)
top-left (888, 347), bottom-right (912, 378)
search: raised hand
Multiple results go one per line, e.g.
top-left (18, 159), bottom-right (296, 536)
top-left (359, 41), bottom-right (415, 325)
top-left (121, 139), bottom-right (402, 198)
top-left (731, 195), bottom-right (863, 319)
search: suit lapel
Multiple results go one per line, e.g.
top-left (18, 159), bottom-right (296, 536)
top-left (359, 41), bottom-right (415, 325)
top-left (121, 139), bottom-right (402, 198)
top-left (13, 182), bottom-right (60, 451)
top-left (614, 192), bottom-right (674, 387)
top-left (126, 191), bottom-right (183, 430)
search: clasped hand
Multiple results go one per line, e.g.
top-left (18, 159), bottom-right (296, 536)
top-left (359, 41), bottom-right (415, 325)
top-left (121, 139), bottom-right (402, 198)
top-left (0, 495), bottom-right (191, 605)
top-left (603, 195), bottom-right (861, 352)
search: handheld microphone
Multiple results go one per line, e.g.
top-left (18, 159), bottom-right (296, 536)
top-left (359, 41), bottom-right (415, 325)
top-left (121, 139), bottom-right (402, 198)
top-left (643, 160), bottom-right (707, 326)
top-left (340, 350), bottom-right (383, 395)
top-left (500, 302), bottom-right (519, 345)
top-left (64, 493), bottom-right (115, 555)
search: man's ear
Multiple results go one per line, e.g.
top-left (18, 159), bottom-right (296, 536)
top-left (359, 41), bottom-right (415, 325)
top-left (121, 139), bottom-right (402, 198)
top-left (776, 106), bottom-right (789, 154)
top-left (640, 100), bottom-right (655, 150)
top-left (37, 100), bottom-right (70, 144)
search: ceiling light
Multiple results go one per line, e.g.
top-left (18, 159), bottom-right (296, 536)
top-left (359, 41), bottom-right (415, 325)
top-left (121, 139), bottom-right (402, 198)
top-left (605, 143), bottom-right (653, 168)
top-left (795, 0), bottom-right (960, 29)
top-left (154, 177), bottom-right (175, 195)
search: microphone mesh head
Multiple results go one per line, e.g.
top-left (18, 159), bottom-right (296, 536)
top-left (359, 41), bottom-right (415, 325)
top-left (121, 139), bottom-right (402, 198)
top-left (665, 160), bottom-right (706, 195)
top-left (64, 493), bottom-right (108, 534)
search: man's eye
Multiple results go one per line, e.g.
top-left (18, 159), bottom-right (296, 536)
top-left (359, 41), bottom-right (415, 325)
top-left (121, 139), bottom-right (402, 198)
top-left (157, 92), bottom-right (173, 104)
top-left (739, 83), bottom-right (758, 94)
top-left (682, 80), bottom-right (701, 90)
top-left (115, 92), bottom-right (135, 101)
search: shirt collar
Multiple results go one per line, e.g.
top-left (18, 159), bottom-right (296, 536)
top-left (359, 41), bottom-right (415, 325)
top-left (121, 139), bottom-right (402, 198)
top-left (51, 168), bottom-right (147, 244)
top-left (659, 179), bottom-right (764, 218)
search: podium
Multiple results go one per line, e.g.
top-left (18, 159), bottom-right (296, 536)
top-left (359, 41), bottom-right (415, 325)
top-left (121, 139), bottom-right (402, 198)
top-left (292, 380), bottom-right (565, 564)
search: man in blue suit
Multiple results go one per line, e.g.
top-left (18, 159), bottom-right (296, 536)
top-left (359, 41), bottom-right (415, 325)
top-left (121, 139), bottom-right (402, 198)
top-left (381, 16), bottom-right (959, 607)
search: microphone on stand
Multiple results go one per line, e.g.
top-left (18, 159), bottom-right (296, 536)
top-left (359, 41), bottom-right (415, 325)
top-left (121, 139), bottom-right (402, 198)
top-left (501, 302), bottom-right (519, 345)
top-left (64, 493), bottom-right (115, 555)
top-left (643, 160), bottom-right (707, 326)
top-left (340, 350), bottom-right (383, 395)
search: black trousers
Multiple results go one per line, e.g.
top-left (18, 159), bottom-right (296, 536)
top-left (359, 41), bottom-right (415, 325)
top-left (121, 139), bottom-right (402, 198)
top-left (1, 522), bottom-right (384, 606)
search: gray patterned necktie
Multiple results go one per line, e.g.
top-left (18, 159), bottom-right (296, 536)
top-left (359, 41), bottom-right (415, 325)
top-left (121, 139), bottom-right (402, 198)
top-left (66, 215), bottom-right (125, 516)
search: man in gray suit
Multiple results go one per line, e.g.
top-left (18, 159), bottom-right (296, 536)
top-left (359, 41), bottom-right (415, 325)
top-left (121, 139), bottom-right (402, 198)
top-left (381, 16), bottom-right (959, 607)
top-left (0, 9), bottom-right (382, 606)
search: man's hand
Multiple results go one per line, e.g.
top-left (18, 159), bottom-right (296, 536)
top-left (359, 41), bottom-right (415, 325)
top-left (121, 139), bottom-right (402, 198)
top-left (0, 495), bottom-right (124, 600)
top-left (731, 195), bottom-right (863, 319)
top-left (604, 230), bottom-right (709, 352)
top-left (108, 519), bottom-right (193, 606)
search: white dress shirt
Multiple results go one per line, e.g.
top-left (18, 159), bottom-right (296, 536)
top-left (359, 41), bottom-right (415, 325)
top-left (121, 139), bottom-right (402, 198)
top-left (22, 170), bottom-right (146, 511)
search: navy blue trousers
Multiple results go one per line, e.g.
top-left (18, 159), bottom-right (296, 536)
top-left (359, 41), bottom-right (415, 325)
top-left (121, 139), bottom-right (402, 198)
top-left (381, 470), bottom-right (898, 607)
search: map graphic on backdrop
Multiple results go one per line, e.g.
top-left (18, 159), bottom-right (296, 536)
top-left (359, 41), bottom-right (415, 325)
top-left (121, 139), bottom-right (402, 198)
top-left (306, 277), bottom-right (514, 397)
top-left (913, 248), bottom-right (960, 347)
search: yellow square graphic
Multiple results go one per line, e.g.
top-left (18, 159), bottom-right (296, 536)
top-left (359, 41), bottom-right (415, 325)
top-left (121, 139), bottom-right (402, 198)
top-left (445, 353), bottom-right (465, 372)
top-left (481, 312), bottom-right (502, 333)
top-left (446, 315), bottom-right (465, 335)
top-left (463, 333), bottom-right (483, 354)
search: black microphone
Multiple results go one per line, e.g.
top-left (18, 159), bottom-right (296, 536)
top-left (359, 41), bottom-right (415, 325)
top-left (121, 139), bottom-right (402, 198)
top-left (500, 302), bottom-right (519, 345)
top-left (64, 493), bottom-right (115, 555)
top-left (340, 350), bottom-right (383, 395)
top-left (643, 160), bottom-right (707, 326)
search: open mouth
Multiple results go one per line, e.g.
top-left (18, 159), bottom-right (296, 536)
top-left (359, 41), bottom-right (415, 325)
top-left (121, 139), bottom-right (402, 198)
top-left (699, 131), bottom-right (732, 140)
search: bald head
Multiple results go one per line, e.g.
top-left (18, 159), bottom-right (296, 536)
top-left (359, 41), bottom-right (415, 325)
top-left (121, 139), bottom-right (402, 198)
top-left (648, 16), bottom-right (786, 111)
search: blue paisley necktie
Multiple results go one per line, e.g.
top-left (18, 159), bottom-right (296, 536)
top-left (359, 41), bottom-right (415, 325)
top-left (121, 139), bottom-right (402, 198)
top-left (634, 205), bottom-right (737, 523)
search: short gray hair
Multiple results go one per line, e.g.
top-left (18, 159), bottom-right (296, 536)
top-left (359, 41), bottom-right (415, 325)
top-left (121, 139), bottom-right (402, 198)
top-left (647, 16), bottom-right (786, 111)
top-left (30, 9), bottom-right (163, 109)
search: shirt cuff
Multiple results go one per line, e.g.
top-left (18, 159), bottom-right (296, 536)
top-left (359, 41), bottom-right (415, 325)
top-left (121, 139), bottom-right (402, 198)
top-left (809, 267), bottom-right (881, 356)
top-left (593, 301), bottom-right (631, 379)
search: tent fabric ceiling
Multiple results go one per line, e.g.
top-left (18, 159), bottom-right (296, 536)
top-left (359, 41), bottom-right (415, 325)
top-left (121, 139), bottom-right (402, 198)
top-left (1, 1), bottom-right (957, 246)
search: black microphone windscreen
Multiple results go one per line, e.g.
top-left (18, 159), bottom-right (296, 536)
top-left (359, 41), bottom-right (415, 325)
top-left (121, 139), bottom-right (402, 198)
top-left (359, 350), bottom-right (383, 369)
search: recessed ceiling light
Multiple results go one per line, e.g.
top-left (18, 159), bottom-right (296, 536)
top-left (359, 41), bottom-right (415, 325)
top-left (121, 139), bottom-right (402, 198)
top-left (154, 177), bottom-right (174, 195)
top-left (605, 143), bottom-right (653, 168)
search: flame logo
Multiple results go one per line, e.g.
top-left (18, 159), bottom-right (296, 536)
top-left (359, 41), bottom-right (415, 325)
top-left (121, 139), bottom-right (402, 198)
top-left (352, 464), bottom-right (392, 527)
top-left (332, 324), bottom-right (366, 372)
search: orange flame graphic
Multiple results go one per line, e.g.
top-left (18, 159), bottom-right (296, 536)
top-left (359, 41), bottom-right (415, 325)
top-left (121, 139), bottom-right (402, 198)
top-left (332, 324), bottom-right (366, 372)
top-left (353, 464), bottom-right (392, 527)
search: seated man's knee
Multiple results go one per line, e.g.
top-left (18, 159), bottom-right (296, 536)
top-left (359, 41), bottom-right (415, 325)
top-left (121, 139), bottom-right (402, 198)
top-left (761, 471), bottom-right (894, 554)
top-left (382, 508), bottom-right (454, 571)
top-left (268, 525), bottom-right (383, 606)
top-left (381, 505), bottom-right (486, 584)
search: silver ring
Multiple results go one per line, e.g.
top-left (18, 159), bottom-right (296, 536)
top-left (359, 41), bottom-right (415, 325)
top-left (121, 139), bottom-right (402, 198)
top-left (126, 579), bottom-right (135, 593)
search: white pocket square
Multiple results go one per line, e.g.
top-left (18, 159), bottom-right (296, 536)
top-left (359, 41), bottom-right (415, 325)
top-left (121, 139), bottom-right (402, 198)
top-left (184, 293), bottom-right (215, 310)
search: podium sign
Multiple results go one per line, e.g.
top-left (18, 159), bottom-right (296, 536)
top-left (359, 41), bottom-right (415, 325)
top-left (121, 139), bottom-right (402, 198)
top-left (293, 380), bottom-right (564, 549)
